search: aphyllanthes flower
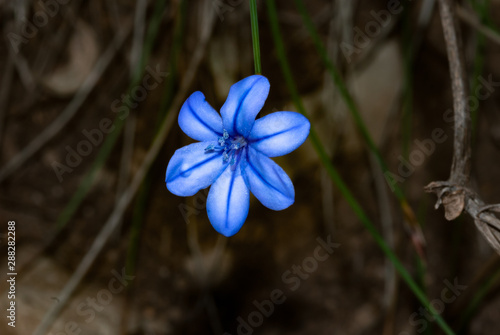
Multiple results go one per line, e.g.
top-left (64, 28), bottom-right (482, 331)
top-left (166, 75), bottom-right (310, 236)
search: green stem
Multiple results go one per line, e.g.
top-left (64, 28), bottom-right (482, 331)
top-left (292, 0), bottom-right (406, 204)
top-left (292, 0), bottom-right (424, 264)
top-left (401, 4), bottom-right (413, 162)
top-left (250, 0), bottom-right (262, 74)
top-left (56, 0), bottom-right (167, 229)
top-left (266, 1), bottom-right (454, 334)
top-left (125, 0), bottom-right (187, 278)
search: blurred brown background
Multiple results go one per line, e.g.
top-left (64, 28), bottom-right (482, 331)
top-left (1, 0), bottom-right (500, 334)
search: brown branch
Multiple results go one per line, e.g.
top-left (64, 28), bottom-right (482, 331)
top-left (425, 0), bottom-right (500, 254)
top-left (439, 0), bottom-right (471, 185)
top-left (456, 5), bottom-right (500, 47)
top-left (32, 4), bottom-right (217, 334)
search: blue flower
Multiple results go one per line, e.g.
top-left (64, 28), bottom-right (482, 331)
top-left (166, 75), bottom-right (310, 236)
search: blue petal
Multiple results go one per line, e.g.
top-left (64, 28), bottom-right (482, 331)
top-left (206, 164), bottom-right (250, 237)
top-left (248, 112), bottom-right (310, 157)
top-left (178, 91), bottom-right (223, 141)
top-left (242, 147), bottom-right (294, 211)
top-left (220, 75), bottom-right (270, 137)
top-left (166, 142), bottom-right (226, 196)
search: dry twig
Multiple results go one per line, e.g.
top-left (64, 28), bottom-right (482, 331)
top-left (113, 0), bottom-right (148, 236)
top-left (0, 28), bottom-right (130, 183)
top-left (32, 4), bottom-right (217, 334)
top-left (456, 4), bottom-right (500, 47)
top-left (425, 0), bottom-right (500, 254)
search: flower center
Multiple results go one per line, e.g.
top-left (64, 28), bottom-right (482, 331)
top-left (205, 130), bottom-right (247, 165)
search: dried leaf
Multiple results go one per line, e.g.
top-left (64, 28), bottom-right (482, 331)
top-left (42, 20), bottom-right (99, 96)
top-left (473, 218), bottom-right (500, 254)
top-left (442, 190), bottom-right (465, 220)
top-left (480, 204), bottom-right (500, 214)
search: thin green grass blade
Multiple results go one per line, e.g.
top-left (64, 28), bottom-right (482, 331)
top-left (56, 0), bottom-right (168, 229)
top-left (125, 0), bottom-right (187, 277)
top-left (415, 197), bottom-right (432, 335)
top-left (250, 0), bottom-right (262, 74)
top-left (291, 0), bottom-right (422, 242)
top-left (159, 0), bottom-right (187, 117)
top-left (415, 199), bottom-right (432, 335)
top-left (401, 4), bottom-right (413, 162)
top-left (266, 1), bottom-right (454, 334)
